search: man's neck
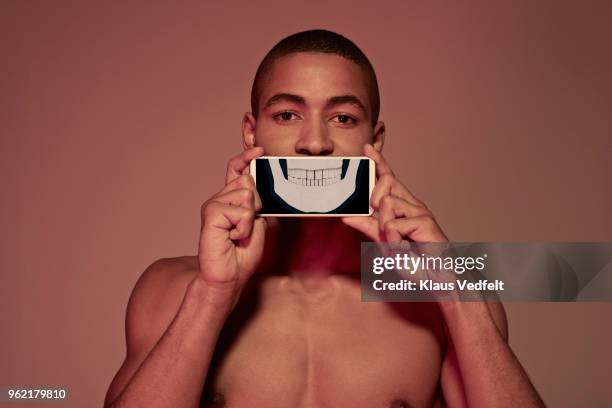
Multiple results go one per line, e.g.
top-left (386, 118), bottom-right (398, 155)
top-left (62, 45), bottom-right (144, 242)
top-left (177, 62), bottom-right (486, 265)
top-left (263, 217), bottom-right (364, 277)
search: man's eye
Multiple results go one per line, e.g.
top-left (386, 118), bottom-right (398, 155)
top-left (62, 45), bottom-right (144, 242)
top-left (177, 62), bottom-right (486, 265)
top-left (331, 114), bottom-right (357, 125)
top-left (274, 111), bottom-right (299, 121)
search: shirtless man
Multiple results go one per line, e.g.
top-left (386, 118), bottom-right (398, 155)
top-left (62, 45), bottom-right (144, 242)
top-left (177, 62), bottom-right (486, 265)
top-left (104, 29), bottom-right (544, 408)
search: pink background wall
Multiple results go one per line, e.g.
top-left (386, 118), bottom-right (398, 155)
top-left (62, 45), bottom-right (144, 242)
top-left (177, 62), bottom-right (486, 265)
top-left (1, 1), bottom-right (611, 406)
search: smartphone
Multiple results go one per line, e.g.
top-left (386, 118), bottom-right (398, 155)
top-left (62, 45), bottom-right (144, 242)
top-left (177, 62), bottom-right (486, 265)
top-left (250, 156), bottom-right (375, 217)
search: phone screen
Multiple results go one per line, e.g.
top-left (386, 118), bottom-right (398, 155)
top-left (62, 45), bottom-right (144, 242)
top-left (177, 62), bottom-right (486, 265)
top-left (252, 157), bottom-right (374, 216)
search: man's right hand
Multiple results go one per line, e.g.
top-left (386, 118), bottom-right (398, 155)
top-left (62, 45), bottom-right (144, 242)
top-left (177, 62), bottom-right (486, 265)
top-left (196, 147), bottom-right (266, 305)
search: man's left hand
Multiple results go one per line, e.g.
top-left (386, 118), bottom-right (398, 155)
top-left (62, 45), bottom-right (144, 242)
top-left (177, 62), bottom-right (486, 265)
top-left (342, 144), bottom-right (449, 244)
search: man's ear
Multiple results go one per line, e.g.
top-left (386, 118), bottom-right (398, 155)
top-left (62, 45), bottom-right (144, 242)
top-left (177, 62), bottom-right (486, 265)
top-left (242, 112), bottom-right (257, 149)
top-left (372, 121), bottom-right (385, 152)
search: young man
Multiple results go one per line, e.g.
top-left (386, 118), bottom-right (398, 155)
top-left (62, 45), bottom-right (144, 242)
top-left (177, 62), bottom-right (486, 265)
top-left (104, 30), bottom-right (543, 407)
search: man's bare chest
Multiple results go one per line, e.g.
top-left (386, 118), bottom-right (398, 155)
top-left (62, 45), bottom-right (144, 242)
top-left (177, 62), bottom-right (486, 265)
top-left (200, 274), bottom-right (446, 408)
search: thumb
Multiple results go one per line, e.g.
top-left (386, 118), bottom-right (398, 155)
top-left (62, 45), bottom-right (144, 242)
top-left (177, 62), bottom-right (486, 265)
top-left (250, 217), bottom-right (267, 252)
top-left (341, 216), bottom-right (381, 242)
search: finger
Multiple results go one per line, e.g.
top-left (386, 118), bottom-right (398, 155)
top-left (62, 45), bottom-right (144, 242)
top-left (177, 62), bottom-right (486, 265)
top-left (240, 162), bottom-right (254, 176)
top-left (235, 217), bottom-right (267, 251)
top-left (211, 188), bottom-right (256, 210)
top-left (215, 174), bottom-right (262, 211)
top-left (202, 201), bottom-right (255, 241)
top-left (225, 147), bottom-right (264, 184)
top-left (364, 143), bottom-right (394, 178)
top-left (378, 195), bottom-right (431, 232)
top-left (341, 216), bottom-right (382, 242)
top-left (383, 215), bottom-right (449, 244)
top-left (371, 173), bottom-right (425, 209)
top-left (363, 144), bottom-right (426, 208)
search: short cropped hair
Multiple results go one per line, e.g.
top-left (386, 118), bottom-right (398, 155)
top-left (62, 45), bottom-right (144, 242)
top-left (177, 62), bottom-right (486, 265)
top-left (250, 29), bottom-right (380, 127)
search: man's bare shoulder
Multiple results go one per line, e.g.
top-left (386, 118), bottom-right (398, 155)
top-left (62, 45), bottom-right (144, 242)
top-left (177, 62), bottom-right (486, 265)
top-left (132, 255), bottom-right (199, 307)
top-left (144, 255), bottom-right (199, 281)
top-left (125, 256), bottom-right (200, 348)
top-left (104, 256), bottom-right (200, 407)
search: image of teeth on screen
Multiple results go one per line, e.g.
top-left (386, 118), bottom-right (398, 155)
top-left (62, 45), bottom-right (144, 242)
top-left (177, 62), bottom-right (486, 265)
top-left (253, 157), bottom-right (373, 216)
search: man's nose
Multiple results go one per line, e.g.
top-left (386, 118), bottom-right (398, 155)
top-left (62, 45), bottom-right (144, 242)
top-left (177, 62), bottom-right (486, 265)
top-left (294, 118), bottom-right (334, 155)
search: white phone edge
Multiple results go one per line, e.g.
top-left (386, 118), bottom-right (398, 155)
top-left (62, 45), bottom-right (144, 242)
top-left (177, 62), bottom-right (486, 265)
top-left (249, 156), bottom-right (375, 217)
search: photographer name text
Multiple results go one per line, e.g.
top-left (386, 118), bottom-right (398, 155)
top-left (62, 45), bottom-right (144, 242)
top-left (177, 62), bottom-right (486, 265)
top-left (372, 279), bottom-right (505, 292)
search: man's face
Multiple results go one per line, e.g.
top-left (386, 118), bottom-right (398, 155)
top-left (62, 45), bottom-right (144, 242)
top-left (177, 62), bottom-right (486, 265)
top-left (244, 52), bottom-right (384, 156)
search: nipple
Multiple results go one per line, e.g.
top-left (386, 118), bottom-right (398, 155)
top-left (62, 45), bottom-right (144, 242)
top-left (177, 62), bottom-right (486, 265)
top-left (391, 399), bottom-right (412, 408)
top-left (202, 391), bottom-right (225, 407)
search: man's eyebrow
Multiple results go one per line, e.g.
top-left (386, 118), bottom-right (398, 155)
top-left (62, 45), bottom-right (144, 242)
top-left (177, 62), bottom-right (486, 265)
top-left (325, 95), bottom-right (368, 115)
top-left (264, 93), bottom-right (306, 109)
top-left (263, 93), bottom-right (368, 115)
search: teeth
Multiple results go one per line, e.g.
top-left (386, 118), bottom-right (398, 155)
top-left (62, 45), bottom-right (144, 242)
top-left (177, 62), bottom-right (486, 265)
top-left (286, 166), bottom-right (342, 186)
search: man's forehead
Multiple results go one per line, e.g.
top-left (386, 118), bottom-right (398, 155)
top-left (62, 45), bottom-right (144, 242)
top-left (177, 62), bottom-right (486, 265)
top-left (260, 52), bottom-right (371, 109)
